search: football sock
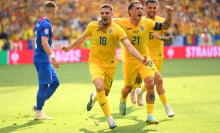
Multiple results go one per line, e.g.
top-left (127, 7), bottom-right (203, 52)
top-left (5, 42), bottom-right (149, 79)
top-left (36, 84), bottom-right (48, 110)
top-left (159, 93), bottom-right (168, 105)
top-left (121, 87), bottom-right (128, 102)
top-left (147, 103), bottom-right (154, 115)
top-left (93, 94), bottom-right (97, 101)
top-left (97, 91), bottom-right (111, 117)
top-left (121, 96), bottom-right (126, 103)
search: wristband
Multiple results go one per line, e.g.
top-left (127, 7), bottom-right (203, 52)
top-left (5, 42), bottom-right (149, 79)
top-left (49, 54), bottom-right (55, 59)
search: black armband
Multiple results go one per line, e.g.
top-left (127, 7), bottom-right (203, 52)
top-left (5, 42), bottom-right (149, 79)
top-left (154, 22), bottom-right (162, 30)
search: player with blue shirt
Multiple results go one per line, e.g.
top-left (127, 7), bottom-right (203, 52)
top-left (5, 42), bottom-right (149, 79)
top-left (33, 1), bottom-right (59, 120)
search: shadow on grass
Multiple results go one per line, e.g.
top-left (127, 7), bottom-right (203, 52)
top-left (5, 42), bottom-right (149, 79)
top-left (0, 120), bottom-right (43, 133)
top-left (79, 106), bottom-right (173, 133)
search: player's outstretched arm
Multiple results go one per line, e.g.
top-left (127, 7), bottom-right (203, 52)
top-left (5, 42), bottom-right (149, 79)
top-left (152, 31), bottom-right (174, 42)
top-left (42, 36), bottom-right (59, 68)
top-left (122, 38), bottom-right (150, 66)
top-left (161, 6), bottom-right (173, 30)
top-left (62, 32), bottom-right (89, 52)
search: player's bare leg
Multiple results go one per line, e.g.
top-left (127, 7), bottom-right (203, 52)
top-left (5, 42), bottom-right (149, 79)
top-left (155, 72), bottom-right (175, 117)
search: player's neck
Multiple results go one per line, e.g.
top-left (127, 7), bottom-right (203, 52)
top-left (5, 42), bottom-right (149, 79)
top-left (146, 15), bottom-right (155, 20)
top-left (129, 18), bottom-right (140, 26)
top-left (44, 14), bottom-right (53, 22)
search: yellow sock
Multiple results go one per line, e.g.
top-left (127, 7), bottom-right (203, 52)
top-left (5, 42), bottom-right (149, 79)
top-left (159, 93), bottom-right (168, 105)
top-left (93, 94), bottom-right (97, 101)
top-left (97, 91), bottom-right (110, 117)
top-left (142, 86), bottom-right (147, 92)
top-left (121, 95), bottom-right (126, 103)
top-left (147, 103), bottom-right (154, 115)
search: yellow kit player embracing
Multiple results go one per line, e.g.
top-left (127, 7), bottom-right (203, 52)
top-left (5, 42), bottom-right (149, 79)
top-left (106, 1), bottom-right (173, 125)
top-left (131, 0), bottom-right (175, 118)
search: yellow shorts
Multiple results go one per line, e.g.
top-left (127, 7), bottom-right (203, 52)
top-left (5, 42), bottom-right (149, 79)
top-left (123, 60), bottom-right (156, 86)
top-left (150, 54), bottom-right (164, 72)
top-left (89, 62), bottom-right (116, 90)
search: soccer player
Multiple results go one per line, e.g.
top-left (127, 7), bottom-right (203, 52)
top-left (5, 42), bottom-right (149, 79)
top-left (131, 0), bottom-right (175, 117)
top-left (33, 1), bottom-right (60, 120)
top-left (62, 4), bottom-right (150, 129)
top-left (108, 1), bottom-right (173, 125)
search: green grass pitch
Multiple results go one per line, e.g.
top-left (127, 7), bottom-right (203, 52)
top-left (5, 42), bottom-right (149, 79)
top-left (0, 58), bottom-right (220, 133)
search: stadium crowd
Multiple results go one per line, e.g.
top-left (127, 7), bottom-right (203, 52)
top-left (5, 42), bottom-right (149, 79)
top-left (0, 0), bottom-right (219, 50)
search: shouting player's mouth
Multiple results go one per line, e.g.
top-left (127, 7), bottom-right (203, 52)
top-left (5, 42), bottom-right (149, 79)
top-left (102, 18), bottom-right (109, 25)
top-left (137, 13), bottom-right (142, 21)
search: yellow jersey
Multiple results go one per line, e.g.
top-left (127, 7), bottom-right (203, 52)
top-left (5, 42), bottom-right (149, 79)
top-left (114, 17), bottom-right (156, 63)
top-left (146, 15), bottom-right (166, 58)
top-left (85, 21), bottom-right (127, 66)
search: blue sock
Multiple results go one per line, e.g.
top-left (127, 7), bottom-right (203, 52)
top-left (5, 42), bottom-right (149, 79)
top-left (46, 80), bottom-right (59, 100)
top-left (36, 84), bottom-right (48, 110)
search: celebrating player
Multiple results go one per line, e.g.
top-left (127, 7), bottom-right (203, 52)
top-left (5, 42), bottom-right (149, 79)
top-left (33, 1), bottom-right (60, 120)
top-left (62, 4), bottom-right (150, 129)
top-left (130, 0), bottom-right (175, 117)
top-left (106, 1), bottom-right (173, 124)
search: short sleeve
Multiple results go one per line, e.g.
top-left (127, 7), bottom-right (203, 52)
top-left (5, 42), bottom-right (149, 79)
top-left (117, 25), bottom-right (127, 41)
top-left (40, 22), bottom-right (51, 37)
top-left (85, 22), bottom-right (93, 36)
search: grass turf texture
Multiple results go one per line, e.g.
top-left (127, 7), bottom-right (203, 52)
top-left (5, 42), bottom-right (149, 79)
top-left (0, 58), bottom-right (220, 133)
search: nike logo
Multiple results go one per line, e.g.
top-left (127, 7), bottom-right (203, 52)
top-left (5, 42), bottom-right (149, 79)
top-left (127, 28), bottom-right (132, 30)
top-left (101, 103), bottom-right (106, 107)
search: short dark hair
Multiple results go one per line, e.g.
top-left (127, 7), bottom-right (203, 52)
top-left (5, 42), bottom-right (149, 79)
top-left (128, 1), bottom-right (142, 16)
top-left (100, 4), bottom-right (113, 13)
top-left (146, 0), bottom-right (157, 6)
top-left (44, 1), bottom-right (56, 8)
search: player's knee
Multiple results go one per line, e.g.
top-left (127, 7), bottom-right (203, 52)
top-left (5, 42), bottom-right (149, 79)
top-left (144, 76), bottom-right (154, 89)
top-left (122, 86), bottom-right (132, 94)
top-left (96, 84), bottom-right (104, 91)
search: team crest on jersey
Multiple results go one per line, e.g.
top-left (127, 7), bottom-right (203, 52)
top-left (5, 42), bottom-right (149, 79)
top-left (44, 29), bottom-right (49, 34)
top-left (140, 26), bottom-right (144, 32)
top-left (108, 28), bottom-right (113, 34)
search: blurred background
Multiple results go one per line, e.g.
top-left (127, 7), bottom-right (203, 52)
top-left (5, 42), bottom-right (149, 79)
top-left (0, 0), bottom-right (219, 51)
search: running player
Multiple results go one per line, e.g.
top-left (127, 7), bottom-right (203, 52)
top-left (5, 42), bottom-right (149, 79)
top-left (62, 4), bottom-right (150, 129)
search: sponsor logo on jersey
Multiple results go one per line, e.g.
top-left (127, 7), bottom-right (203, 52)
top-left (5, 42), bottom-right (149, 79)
top-left (140, 25), bottom-right (144, 32)
top-left (44, 29), bottom-right (49, 34)
top-left (108, 28), bottom-right (113, 34)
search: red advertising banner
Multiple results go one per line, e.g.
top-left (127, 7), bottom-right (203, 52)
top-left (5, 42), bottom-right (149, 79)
top-left (9, 50), bottom-right (34, 64)
top-left (164, 46), bottom-right (220, 59)
top-left (7, 46), bottom-right (220, 65)
top-left (53, 49), bottom-right (90, 63)
top-left (8, 49), bottom-right (90, 64)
